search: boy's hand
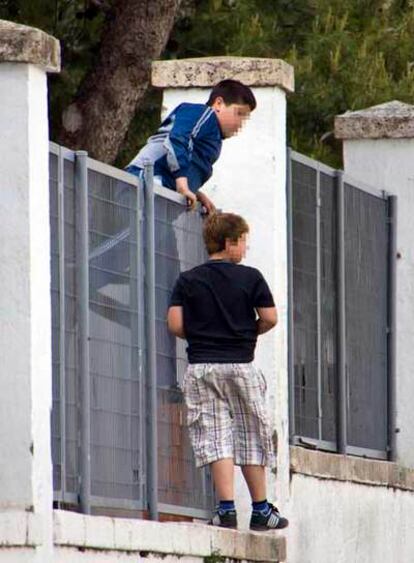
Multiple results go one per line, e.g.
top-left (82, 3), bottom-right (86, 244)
top-left (196, 191), bottom-right (216, 215)
top-left (176, 177), bottom-right (197, 210)
top-left (183, 189), bottom-right (198, 210)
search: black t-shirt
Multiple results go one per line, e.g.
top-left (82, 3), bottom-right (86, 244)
top-left (169, 260), bottom-right (275, 364)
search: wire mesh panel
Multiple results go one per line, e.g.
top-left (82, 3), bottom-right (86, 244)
top-left (291, 160), bottom-right (319, 440)
top-left (154, 194), bottom-right (213, 513)
top-left (63, 157), bottom-right (80, 496)
top-left (50, 148), bottom-right (79, 500)
top-left (319, 172), bottom-right (337, 443)
top-left (344, 184), bottom-right (388, 453)
top-left (49, 150), bottom-right (61, 492)
top-left (289, 150), bottom-right (392, 459)
top-left (88, 168), bottom-right (144, 504)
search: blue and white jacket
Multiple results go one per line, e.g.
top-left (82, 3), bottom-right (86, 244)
top-left (127, 103), bottom-right (223, 193)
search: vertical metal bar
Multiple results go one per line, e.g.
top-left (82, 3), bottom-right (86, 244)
top-left (316, 165), bottom-right (323, 440)
top-left (57, 147), bottom-right (67, 501)
top-left (132, 175), bottom-right (145, 498)
top-left (137, 180), bottom-right (146, 500)
top-left (387, 195), bottom-right (397, 461)
top-left (336, 171), bottom-right (347, 454)
top-left (144, 162), bottom-right (158, 520)
top-left (286, 147), bottom-right (296, 440)
top-left (75, 150), bottom-right (91, 514)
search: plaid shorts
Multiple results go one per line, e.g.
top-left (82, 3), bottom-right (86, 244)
top-left (182, 362), bottom-right (275, 468)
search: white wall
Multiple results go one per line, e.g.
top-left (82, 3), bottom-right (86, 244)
top-left (0, 62), bottom-right (53, 561)
top-left (162, 87), bottom-right (290, 528)
top-left (343, 138), bottom-right (414, 469)
top-left (288, 475), bottom-right (414, 563)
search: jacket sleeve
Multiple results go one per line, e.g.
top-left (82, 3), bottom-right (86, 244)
top-left (163, 104), bottom-right (216, 179)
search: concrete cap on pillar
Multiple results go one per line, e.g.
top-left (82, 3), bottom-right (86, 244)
top-left (0, 19), bottom-right (60, 72)
top-left (335, 100), bottom-right (414, 139)
top-left (152, 56), bottom-right (294, 93)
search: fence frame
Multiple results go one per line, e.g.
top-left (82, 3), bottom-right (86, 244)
top-left (287, 149), bottom-right (397, 461)
top-left (49, 142), bottom-right (212, 519)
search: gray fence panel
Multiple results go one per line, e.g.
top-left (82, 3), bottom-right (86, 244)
top-left (291, 160), bottom-right (319, 440)
top-left (289, 150), bottom-right (392, 458)
top-left (319, 172), bottom-right (337, 443)
top-left (63, 156), bottom-right (80, 495)
top-left (344, 184), bottom-right (389, 453)
top-left (50, 150), bottom-right (61, 492)
top-left (50, 148), bottom-right (79, 499)
top-left (50, 143), bottom-right (213, 516)
top-left (87, 167), bottom-right (145, 503)
top-left (154, 194), bottom-right (213, 512)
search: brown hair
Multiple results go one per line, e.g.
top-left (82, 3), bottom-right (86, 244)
top-left (207, 80), bottom-right (257, 111)
top-left (203, 212), bottom-right (249, 255)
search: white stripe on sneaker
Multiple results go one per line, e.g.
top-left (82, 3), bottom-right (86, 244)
top-left (267, 512), bottom-right (280, 528)
top-left (212, 513), bottom-right (221, 526)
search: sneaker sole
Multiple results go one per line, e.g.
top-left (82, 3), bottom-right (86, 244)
top-left (250, 520), bottom-right (289, 532)
top-left (209, 522), bottom-right (238, 529)
top-left (250, 521), bottom-right (289, 531)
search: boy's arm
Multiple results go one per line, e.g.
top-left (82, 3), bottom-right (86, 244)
top-left (175, 177), bottom-right (197, 210)
top-left (256, 306), bottom-right (278, 335)
top-left (167, 306), bottom-right (186, 339)
top-left (165, 105), bottom-right (217, 207)
top-left (196, 190), bottom-right (216, 214)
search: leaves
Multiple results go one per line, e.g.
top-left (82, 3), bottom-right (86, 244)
top-left (2, 0), bottom-right (414, 166)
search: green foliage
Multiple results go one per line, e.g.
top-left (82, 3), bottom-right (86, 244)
top-left (2, 0), bottom-right (414, 166)
top-left (0, 0), bottom-right (106, 138)
top-left (203, 550), bottom-right (225, 563)
top-left (167, 0), bottom-right (414, 167)
top-left (114, 87), bottom-right (163, 168)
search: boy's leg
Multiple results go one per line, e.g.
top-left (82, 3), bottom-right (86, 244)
top-left (182, 364), bottom-right (237, 528)
top-left (242, 464), bottom-right (289, 530)
top-left (241, 464), bottom-right (266, 501)
top-left (211, 458), bottom-right (235, 500)
top-left (210, 458), bottom-right (237, 529)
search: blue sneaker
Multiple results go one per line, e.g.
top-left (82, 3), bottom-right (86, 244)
top-left (209, 506), bottom-right (238, 529)
top-left (250, 503), bottom-right (289, 531)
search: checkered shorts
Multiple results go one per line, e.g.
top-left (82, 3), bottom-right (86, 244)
top-left (182, 362), bottom-right (275, 468)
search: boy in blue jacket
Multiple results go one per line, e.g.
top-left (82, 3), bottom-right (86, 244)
top-left (126, 79), bottom-right (256, 214)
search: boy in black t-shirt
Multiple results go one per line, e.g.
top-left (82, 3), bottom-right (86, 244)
top-left (167, 213), bottom-right (289, 531)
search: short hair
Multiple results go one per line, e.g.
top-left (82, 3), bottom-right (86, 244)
top-left (207, 79), bottom-right (256, 111)
top-left (203, 212), bottom-right (249, 255)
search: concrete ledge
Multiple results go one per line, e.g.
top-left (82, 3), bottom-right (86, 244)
top-left (152, 57), bottom-right (294, 93)
top-left (335, 100), bottom-right (414, 139)
top-left (53, 510), bottom-right (286, 562)
top-left (0, 512), bottom-right (42, 547)
top-left (0, 19), bottom-right (60, 72)
top-left (290, 446), bottom-right (414, 491)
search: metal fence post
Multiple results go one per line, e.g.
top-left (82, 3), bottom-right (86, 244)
top-left (57, 147), bottom-right (67, 501)
top-left (387, 195), bottom-right (397, 462)
top-left (316, 165), bottom-right (323, 441)
top-left (336, 171), bottom-right (347, 454)
top-left (144, 162), bottom-right (159, 520)
top-left (75, 150), bottom-right (91, 514)
top-left (135, 177), bottom-right (146, 498)
top-left (286, 147), bottom-right (296, 440)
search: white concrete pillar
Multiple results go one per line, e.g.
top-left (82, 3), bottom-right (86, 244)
top-left (335, 101), bottom-right (414, 468)
top-left (152, 57), bottom-right (294, 527)
top-left (0, 19), bottom-right (60, 562)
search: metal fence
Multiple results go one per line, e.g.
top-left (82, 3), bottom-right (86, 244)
top-left (287, 149), bottom-right (397, 460)
top-left (49, 143), bottom-right (213, 518)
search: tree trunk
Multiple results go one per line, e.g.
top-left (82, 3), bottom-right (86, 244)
top-left (58, 0), bottom-right (182, 163)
